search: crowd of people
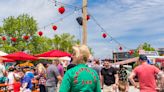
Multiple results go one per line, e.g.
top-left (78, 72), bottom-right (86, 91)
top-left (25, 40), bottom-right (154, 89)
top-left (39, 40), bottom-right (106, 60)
top-left (0, 45), bottom-right (164, 92)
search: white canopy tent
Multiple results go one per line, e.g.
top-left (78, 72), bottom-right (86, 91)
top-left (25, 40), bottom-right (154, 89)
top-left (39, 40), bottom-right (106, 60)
top-left (114, 57), bottom-right (138, 65)
top-left (0, 51), bottom-right (8, 56)
top-left (147, 56), bottom-right (164, 59)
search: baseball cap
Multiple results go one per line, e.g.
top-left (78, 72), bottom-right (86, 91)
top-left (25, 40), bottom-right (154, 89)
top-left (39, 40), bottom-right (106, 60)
top-left (139, 54), bottom-right (147, 61)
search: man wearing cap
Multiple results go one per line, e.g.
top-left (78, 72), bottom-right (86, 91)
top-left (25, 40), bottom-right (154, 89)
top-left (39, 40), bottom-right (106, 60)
top-left (129, 55), bottom-right (164, 92)
top-left (59, 45), bottom-right (101, 92)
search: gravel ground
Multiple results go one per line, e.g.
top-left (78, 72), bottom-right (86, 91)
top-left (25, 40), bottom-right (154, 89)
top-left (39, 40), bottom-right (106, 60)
top-left (129, 86), bottom-right (139, 92)
top-left (101, 86), bottom-right (140, 92)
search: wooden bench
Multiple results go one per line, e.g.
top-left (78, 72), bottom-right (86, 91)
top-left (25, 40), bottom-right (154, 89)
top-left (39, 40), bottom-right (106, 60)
top-left (0, 80), bottom-right (39, 92)
top-left (32, 90), bottom-right (40, 92)
top-left (32, 80), bottom-right (39, 90)
top-left (0, 84), bottom-right (8, 92)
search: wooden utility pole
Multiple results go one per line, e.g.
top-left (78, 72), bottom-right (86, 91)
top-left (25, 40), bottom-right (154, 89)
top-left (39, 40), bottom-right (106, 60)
top-left (82, 0), bottom-right (87, 45)
top-left (114, 53), bottom-right (117, 63)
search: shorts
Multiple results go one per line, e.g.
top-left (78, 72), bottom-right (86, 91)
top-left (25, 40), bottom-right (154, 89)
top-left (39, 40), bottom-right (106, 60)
top-left (103, 84), bottom-right (114, 92)
top-left (46, 86), bottom-right (57, 92)
top-left (20, 88), bottom-right (31, 92)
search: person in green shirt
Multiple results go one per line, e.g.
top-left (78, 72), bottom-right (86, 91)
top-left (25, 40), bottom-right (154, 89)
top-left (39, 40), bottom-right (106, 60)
top-left (59, 45), bottom-right (101, 92)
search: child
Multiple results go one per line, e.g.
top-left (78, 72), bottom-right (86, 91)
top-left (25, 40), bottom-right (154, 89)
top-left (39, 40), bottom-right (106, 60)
top-left (13, 75), bottom-right (21, 92)
top-left (7, 66), bottom-right (15, 91)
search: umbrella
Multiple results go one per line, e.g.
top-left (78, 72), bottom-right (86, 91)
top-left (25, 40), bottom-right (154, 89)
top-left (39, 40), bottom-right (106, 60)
top-left (36, 50), bottom-right (71, 58)
top-left (3, 51), bottom-right (38, 61)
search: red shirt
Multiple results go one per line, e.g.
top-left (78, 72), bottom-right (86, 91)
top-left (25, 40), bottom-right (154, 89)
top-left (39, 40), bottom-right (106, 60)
top-left (13, 82), bottom-right (21, 92)
top-left (134, 63), bottom-right (160, 92)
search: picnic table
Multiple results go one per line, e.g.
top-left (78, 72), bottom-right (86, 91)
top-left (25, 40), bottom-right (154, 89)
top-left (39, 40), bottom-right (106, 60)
top-left (0, 84), bottom-right (8, 92)
top-left (0, 80), bottom-right (39, 92)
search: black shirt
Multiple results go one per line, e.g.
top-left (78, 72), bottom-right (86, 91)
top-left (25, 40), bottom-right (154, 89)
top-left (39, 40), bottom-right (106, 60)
top-left (101, 67), bottom-right (117, 86)
top-left (67, 64), bottom-right (76, 70)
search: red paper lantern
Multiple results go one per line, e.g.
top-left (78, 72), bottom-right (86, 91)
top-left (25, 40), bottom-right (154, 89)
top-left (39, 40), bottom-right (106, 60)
top-left (128, 50), bottom-right (134, 55)
top-left (11, 37), bottom-right (17, 42)
top-left (58, 6), bottom-right (65, 14)
top-left (2, 36), bottom-right (6, 41)
top-left (23, 35), bottom-right (29, 40)
top-left (102, 33), bottom-right (107, 38)
top-left (87, 15), bottom-right (90, 20)
top-left (119, 46), bottom-right (123, 50)
top-left (38, 31), bottom-right (43, 36)
top-left (52, 25), bottom-right (57, 31)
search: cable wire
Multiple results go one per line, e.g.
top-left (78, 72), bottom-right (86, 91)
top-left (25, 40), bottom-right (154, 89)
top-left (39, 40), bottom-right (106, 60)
top-left (89, 13), bottom-right (132, 50)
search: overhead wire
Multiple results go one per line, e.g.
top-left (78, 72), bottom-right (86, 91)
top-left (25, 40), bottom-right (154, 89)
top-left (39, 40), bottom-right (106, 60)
top-left (89, 13), bottom-right (131, 50)
top-left (45, 0), bottom-right (132, 51)
top-left (37, 1), bottom-right (84, 31)
top-left (0, 0), bottom-right (134, 51)
top-left (2, 0), bottom-right (162, 51)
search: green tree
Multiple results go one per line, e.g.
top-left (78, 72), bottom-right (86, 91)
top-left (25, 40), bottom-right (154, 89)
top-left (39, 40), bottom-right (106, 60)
top-left (140, 43), bottom-right (155, 51)
top-left (29, 36), bottom-right (53, 54)
top-left (0, 14), bottom-right (83, 55)
top-left (0, 14), bottom-right (37, 52)
top-left (133, 42), bottom-right (155, 57)
top-left (52, 33), bottom-right (80, 53)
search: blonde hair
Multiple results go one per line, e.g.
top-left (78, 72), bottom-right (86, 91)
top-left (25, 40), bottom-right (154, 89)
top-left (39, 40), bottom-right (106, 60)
top-left (72, 45), bottom-right (91, 64)
top-left (36, 63), bottom-right (46, 74)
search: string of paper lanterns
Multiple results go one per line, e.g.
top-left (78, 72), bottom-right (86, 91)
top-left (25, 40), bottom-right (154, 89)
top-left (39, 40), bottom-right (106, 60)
top-left (58, 6), bottom-right (65, 14)
top-left (11, 37), bottom-right (17, 42)
top-left (128, 50), bottom-right (134, 55)
top-left (2, 36), bottom-right (6, 41)
top-left (87, 15), bottom-right (90, 20)
top-left (88, 13), bottom-right (132, 51)
top-left (51, 0), bottom-right (133, 53)
top-left (0, 0), bottom-right (131, 54)
top-left (52, 25), bottom-right (57, 31)
top-left (38, 31), bottom-right (43, 36)
top-left (102, 33), bottom-right (107, 38)
top-left (49, 0), bottom-right (129, 52)
top-left (119, 46), bottom-right (123, 51)
top-left (23, 35), bottom-right (30, 40)
top-left (35, 2), bottom-right (84, 38)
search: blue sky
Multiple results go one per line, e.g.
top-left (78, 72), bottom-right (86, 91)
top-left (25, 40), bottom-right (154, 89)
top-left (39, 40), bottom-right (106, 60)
top-left (0, 0), bottom-right (164, 58)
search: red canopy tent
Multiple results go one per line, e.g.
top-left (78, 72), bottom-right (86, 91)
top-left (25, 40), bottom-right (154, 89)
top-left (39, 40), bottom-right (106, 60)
top-left (4, 58), bottom-right (15, 62)
top-left (156, 58), bottom-right (164, 66)
top-left (156, 58), bottom-right (164, 62)
top-left (3, 52), bottom-right (38, 61)
top-left (0, 56), bottom-right (14, 62)
top-left (35, 50), bottom-right (71, 58)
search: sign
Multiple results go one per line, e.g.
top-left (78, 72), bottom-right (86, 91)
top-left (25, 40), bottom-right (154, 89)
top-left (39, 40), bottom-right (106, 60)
top-left (139, 50), bottom-right (159, 56)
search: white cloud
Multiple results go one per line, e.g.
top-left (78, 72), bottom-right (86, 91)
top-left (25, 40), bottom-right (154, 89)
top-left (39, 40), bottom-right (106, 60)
top-left (0, 0), bottom-right (164, 58)
top-left (86, 0), bottom-right (164, 58)
top-left (89, 0), bottom-right (164, 37)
